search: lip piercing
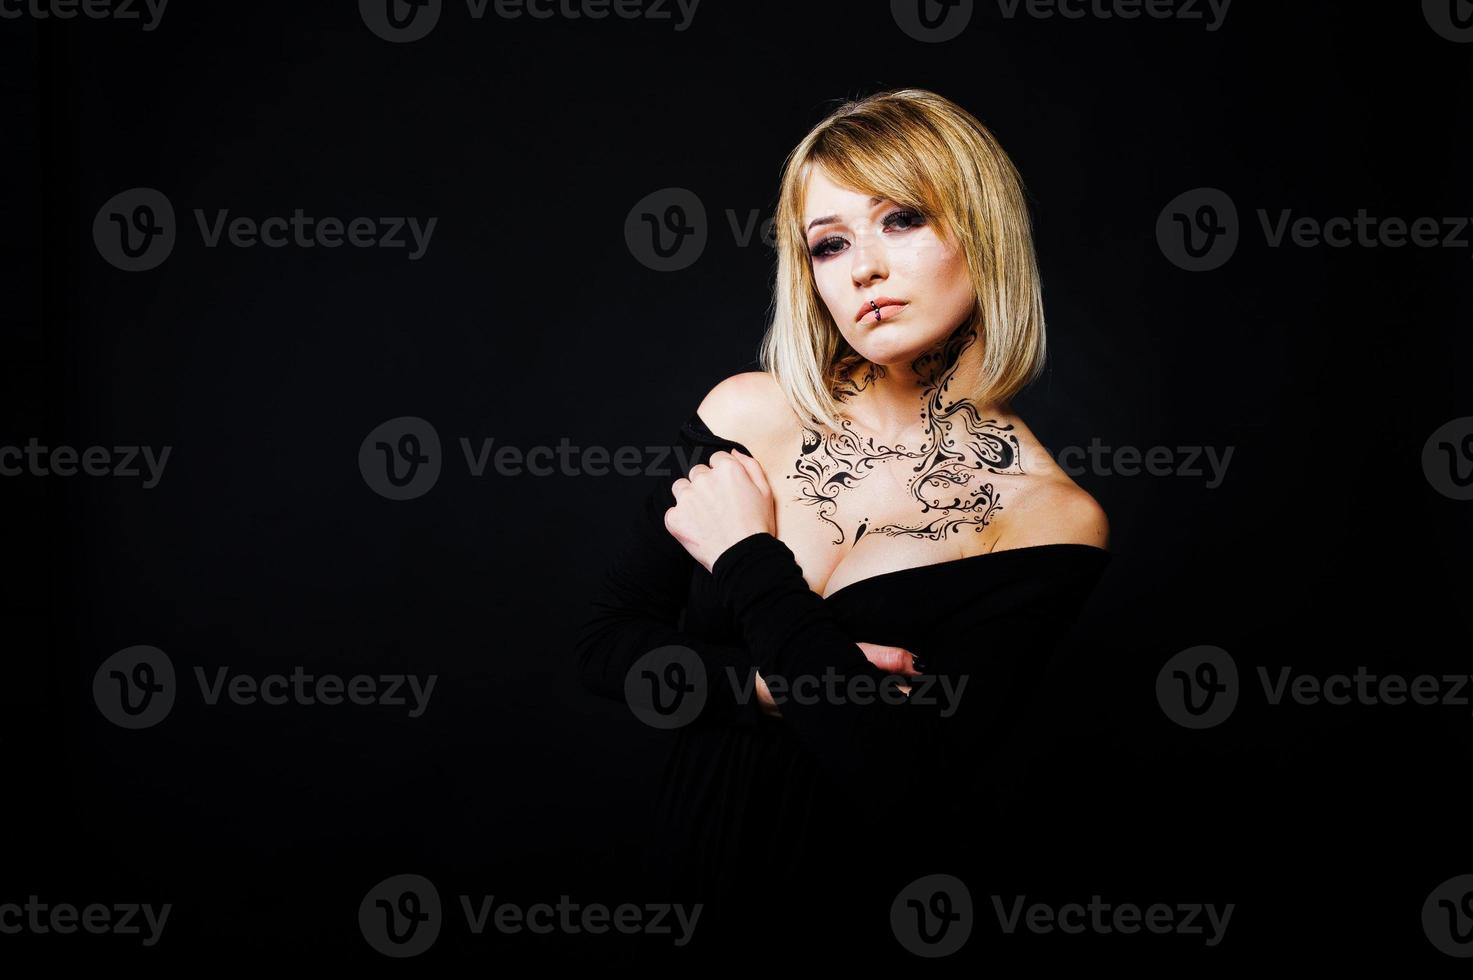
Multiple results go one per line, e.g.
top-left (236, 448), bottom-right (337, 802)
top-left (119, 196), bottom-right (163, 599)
top-left (870, 300), bottom-right (881, 321)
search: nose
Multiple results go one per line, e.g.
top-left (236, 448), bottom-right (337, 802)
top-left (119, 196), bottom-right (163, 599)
top-left (848, 226), bottom-right (888, 287)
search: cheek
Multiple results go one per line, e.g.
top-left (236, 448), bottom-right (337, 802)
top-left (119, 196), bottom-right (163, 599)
top-left (902, 235), bottom-right (972, 309)
top-left (895, 230), bottom-right (954, 283)
top-left (812, 263), bottom-right (848, 321)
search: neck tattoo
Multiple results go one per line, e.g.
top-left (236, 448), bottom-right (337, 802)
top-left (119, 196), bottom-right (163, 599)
top-left (788, 325), bottom-right (1025, 546)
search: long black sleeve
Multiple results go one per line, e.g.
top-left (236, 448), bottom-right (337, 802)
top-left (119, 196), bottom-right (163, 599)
top-left (572, 423), bottom-right (764, 729)
top-left (710, 530), bottom-right (1109, 815)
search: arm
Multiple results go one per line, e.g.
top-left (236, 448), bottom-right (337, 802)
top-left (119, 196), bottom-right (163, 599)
top-left (710, 531), bottom-right (1109, 810)
top-left (572, 420), bottom-right (767, 729)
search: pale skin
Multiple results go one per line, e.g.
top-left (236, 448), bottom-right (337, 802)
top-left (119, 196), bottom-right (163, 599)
top-left (664, 164), bottom-right (1109, 717)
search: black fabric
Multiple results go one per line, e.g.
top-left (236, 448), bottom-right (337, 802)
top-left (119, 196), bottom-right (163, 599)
top-left (573, 411), bottom-right (1112, 953)
top-left (573, 412), bottom-right (764, 730)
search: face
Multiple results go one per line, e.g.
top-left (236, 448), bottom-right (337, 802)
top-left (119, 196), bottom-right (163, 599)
top-left (802, 165), bottom-right (976, 369)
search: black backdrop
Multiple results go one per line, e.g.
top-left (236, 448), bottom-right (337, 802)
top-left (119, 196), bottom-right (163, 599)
top-left (5, 0), bottom-right (1472, 967)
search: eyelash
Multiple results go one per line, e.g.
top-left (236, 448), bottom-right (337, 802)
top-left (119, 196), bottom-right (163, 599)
top-left (809, 208), bottom-right (926, 259)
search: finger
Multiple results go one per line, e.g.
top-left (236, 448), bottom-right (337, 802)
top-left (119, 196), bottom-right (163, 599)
top-left (728, 449), bottom-right (773, 495)
top-left (686, 463), bottom-right (711, 481)
top-left (873, 645), bottom-right (924, 677)
top-left (671, 477), bottom-right (690, 498)
top-left (708, 453), bottom-right (756, 486)
top-left (860, 645), bottom-right (912, 675)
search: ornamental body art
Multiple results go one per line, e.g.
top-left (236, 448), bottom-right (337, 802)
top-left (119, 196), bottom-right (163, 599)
top-left (789, 327), bottom-right (1024, 545)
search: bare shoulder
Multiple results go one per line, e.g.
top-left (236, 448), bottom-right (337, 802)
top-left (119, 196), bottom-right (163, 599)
top-left (694, 371), bottom-right (795, 453)
top-left (996, 473), bottom-right (1110, 552)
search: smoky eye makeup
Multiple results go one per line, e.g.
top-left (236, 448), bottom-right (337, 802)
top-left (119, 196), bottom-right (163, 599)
top-left (883, 207), bottom-right (926, 231)
top-left (808, 235), bottom-right (846, 259)
top-left (807, 206), bottom-right (928, 259)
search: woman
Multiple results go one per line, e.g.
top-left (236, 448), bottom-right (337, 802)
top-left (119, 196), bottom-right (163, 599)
top-left (574, 88), bottom-right (1110, 957)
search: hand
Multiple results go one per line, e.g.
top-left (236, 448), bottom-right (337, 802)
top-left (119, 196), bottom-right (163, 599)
top-left (754, 671), bottom-right (782, 719)
top-left (856, 642), bottom-right (924, 697)
top-left (664, 449), bottom-right (776, 573)
top-left (754, 642), bottom-right (924, 719)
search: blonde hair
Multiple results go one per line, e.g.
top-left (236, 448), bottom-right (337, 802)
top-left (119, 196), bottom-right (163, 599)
top-left (758, 88), bottom-right (1047, 432)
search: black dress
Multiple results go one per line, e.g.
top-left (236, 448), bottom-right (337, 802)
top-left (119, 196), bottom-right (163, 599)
top-left (573, 410), bottom-right (1111, 959)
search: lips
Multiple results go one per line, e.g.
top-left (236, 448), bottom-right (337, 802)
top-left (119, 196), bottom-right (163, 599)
top-left (855, 297), bottom-right (908, 323)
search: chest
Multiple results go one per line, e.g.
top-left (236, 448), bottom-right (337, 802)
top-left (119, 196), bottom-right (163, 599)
top-left (756, 426), bottom-right (1020, 599)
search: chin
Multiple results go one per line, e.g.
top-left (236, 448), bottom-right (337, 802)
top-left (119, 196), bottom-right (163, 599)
top-left (852, 326), bottom-right (950, 366)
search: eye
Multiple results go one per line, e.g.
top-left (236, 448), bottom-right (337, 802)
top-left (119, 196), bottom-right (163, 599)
top-left (809, 235), bottom-right (846, 259)
top-left (883, 208), bottom-right (925, 231)
top-left (808, 208), bottom-right (927, 259)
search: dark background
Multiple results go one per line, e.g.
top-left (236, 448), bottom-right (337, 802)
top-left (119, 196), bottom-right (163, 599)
top-left (4, 0), bottom-right (1471, 966)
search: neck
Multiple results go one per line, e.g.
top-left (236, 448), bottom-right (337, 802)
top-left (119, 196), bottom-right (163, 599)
top-left (834, 323), bottom-right (1006, 441)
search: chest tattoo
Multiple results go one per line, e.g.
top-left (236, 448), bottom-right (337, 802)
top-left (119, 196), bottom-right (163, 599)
top-left (787, 327), bottom-right (1026, 546)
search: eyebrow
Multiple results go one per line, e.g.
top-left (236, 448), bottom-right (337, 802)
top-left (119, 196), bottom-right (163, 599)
top-left (806, 196), bottom-right (885, 234)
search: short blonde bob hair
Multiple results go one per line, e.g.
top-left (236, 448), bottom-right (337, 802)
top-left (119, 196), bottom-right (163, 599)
top-left (758, 88), bottom-right (1047, 432)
